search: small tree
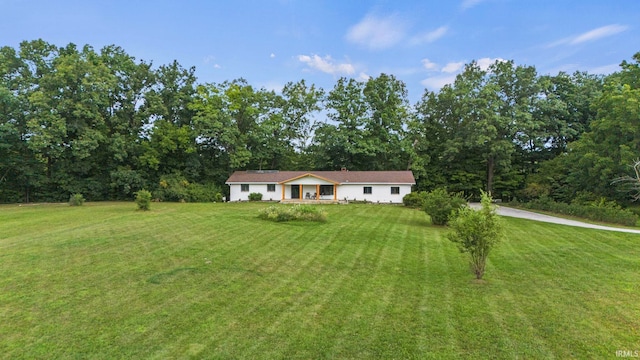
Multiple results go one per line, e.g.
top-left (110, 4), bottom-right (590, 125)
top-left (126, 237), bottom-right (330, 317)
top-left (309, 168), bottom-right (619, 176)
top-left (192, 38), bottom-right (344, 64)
top-left (135, 189), bottom-right (152, 211)
top-left (423, 188), bottom-right (466, 225)
top-left (69, 193), bottom-right (85, 206)
top-left (447, 191), bottom-right (503, 279)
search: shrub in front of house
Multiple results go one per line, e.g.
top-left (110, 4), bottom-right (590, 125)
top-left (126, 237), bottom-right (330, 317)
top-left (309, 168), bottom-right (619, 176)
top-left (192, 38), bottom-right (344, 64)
top-left (423, 188), bottom-right (467, 225)
top-left (69, 193), bottom-right (85, 206)
top-left (248, 192), bottom-right (263, 201)
top-left (403, 191), bottom-right (428, 208)
top-left (258, 204), bottom-right (327, 222)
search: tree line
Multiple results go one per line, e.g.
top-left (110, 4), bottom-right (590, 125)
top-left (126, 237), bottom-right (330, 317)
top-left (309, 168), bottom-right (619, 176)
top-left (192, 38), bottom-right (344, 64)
top-left (1, 39), bottom-right (639, 204)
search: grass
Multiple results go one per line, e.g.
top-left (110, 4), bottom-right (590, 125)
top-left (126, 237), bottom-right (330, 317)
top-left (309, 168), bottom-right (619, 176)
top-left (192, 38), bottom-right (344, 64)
top-left (1, 202), bottom-right (639, 358)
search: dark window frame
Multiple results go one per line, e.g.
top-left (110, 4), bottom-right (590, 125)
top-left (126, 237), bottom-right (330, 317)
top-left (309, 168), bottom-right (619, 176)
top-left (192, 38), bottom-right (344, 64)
top-left (241, 184), bottom-right (250, 192)
top-left (320, 185), bottom-right (334, 196)
top-left (267, 184), bottom-right (276, 192)
top-left (391, 186), bottom-right (400, 194)
top-left (363, 186), bottom-right (372, 194)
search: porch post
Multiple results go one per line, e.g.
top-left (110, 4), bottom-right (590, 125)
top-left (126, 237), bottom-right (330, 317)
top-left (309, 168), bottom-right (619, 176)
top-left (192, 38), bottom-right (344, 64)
top-left (316, 184), bottom-right (320, 200)
top-left (299, 184), bottom-right (302, 200)
top-left (334, 184), bottom-right (337, 200)
top-left (281, 184), bottom-right (285, 200)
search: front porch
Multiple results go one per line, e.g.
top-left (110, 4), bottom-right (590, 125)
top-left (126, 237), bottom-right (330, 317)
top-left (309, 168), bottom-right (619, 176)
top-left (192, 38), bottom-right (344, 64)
top-left (279, 199), bottom-right (346, 205)
top-left (279, 174), bottom-right (339, 202)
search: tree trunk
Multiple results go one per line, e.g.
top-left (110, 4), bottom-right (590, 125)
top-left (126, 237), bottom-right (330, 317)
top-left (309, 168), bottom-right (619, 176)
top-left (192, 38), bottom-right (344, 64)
top-left (486, 157), bottom-right (494, 196)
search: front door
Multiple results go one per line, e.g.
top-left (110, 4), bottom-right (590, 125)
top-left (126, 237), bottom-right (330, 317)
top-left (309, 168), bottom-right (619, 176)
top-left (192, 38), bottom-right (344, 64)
top-left (291, 185), bottom-right (300, 199)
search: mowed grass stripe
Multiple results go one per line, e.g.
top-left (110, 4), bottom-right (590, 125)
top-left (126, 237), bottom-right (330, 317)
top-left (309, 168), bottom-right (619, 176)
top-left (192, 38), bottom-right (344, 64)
top-left (1, 203), bottom-right (640, 358)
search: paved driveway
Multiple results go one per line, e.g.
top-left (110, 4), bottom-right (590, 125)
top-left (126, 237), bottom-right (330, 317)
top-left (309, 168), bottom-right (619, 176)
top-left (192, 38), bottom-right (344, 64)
top-left (468, 203), bottom-right (640, 234)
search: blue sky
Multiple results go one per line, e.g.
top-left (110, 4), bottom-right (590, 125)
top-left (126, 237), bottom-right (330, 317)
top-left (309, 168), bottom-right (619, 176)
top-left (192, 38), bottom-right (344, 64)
top-left (2, 0), bottom-right (639, 102)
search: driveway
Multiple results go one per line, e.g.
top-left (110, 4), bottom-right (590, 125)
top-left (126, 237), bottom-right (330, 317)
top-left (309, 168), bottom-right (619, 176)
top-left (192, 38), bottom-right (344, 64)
top-left (468, 203), bottom-right (640, 234)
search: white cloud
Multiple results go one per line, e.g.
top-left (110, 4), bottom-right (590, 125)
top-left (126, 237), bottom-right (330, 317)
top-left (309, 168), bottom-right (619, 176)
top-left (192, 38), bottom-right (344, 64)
top-left (442, 61), bottom-right (465, 73)
top-left (213, 64), bottom-right (221, 69)
top-left (421, 75), bottom-right (457, 90)
top-left (570, 24), bottom-right (628, 44)
top-left (476, 57), bottom-right (506, 70)
top-left (345, 13), bottom-right (407, 50)
top-left (358, 72), bottom-right (371, 81)
top-left (297, 54), bottom-right (355, 75)
top-left (461, 0), bottom-right (486, 10)
top-left (270, 53), bottom-right (276, 58)
top-left (411, 26), bottom-right (448, 45)
top-left (589, 63), bottom-right (620, 75)
top-left (421, 58), bottom-right (438, 70)
top-left (549, 24), bottom-right (628, 47)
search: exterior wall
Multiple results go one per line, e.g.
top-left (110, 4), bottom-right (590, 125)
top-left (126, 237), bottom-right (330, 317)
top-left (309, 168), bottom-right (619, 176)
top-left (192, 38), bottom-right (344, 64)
top-left (229, 182), bottom-right (412, 203)
top-left (337, 184), bottom-right (411, 203)
top-left (229, 183), bottom-right (281, 201)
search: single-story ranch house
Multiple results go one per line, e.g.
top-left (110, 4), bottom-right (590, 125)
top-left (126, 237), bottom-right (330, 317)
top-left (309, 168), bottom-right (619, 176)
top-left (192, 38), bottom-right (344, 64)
top-left (226, 170), bottom-right (415, 203)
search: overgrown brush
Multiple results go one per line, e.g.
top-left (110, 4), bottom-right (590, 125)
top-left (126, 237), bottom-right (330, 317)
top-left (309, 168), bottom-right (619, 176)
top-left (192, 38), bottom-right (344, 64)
top-left (258, 204), bottom-right (327, 222)
top-left (513, 196), bottom-right (638, 226)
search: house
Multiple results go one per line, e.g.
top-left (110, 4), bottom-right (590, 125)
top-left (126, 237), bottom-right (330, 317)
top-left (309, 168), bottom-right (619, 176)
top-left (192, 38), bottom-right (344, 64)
top-left (225, 170), bottom-right (415, 203)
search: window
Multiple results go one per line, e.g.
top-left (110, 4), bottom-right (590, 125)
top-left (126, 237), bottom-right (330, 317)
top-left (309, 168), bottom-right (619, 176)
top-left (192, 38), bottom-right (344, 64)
top-left (391, 186), bottom-right (400, 194)
top-left (319, 185), bottom-right (334, 196)
top-left (241, 184), bottom-right (249, 192)
top-left (267, 184), bottom-right (276, 192)
top-left (363, 186), bottom-right (372, 194)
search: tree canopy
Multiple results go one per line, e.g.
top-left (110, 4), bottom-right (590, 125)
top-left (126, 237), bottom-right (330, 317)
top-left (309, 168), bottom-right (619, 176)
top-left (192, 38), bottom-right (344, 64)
top-left (1, 39), bottom-right (638, 205)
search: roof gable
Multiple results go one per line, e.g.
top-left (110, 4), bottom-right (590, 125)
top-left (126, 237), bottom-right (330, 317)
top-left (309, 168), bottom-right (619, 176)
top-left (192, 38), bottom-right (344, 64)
top-left (278, 173), bottom-right (339, 185)
top-left (226, 170), bottom-right (415, 185)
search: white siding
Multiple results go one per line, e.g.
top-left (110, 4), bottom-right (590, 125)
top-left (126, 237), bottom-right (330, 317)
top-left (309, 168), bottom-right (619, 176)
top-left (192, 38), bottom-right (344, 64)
top-left (229, 183), bottom-right (281, 201)
top-left (337, 184), bottom-right (411, 203)
top-left (229, 182), bottom-right (411, 203)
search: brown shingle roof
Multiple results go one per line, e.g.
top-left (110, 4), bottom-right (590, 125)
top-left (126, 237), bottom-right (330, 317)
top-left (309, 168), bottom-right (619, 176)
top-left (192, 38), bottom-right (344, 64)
top-left (226, 170), bottom-right (415, 184)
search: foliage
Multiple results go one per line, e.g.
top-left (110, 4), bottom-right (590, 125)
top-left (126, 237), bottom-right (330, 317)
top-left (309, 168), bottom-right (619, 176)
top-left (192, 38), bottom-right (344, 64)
top-left (402, 191), bottom-right (428, 208)
top-left (258, 204), bottom-right (327, 222)
top-left (447, 191), bottom-right (503, 279)
top-left (135, 189), bottom-right (152, 211)
top-left (515, 196), bottom-right (638, 226)
top-left (248, 192), bottom-right (263, 201)
top-left (0, 38), bottom-right (637, 211)
top-left (68, 193), bottom-right (85, 206)
top-left (154, 175), bottom-right (222, 202)
top-left (422, 188), bottom-right (467, 225)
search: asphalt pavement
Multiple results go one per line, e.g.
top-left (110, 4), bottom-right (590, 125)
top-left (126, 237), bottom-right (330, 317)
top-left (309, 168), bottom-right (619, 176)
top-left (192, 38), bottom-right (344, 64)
top-left (468, 203), bottom-right (640, 234)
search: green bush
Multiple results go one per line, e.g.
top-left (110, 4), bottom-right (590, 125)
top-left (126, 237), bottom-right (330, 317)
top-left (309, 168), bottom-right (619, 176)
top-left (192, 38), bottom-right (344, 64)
top-left (258, 204), bottom-right (327, 222)
top-left (516, 196), bottom-right (638, 227)
top-left (403, 191), bottom-right (428, 208)
top-left (214, 192), bottom-right (223, 202)
top-left (423, 188), bottom-right (467, 225)
top-left (135, 189), bottom-right (152, 211)
top-left (155, 175), bottom-right (222, 202)
top-left (448, 191), bottom-right (503, 280)
top-left (69, 193), bottom-right (85, 206)
top-left (248, 192), bottom-right (263, 201)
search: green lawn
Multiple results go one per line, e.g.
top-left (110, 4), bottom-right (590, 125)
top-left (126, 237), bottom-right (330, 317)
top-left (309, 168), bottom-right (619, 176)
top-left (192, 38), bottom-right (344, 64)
top-left (1, 202), bottom-right (639, 359)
